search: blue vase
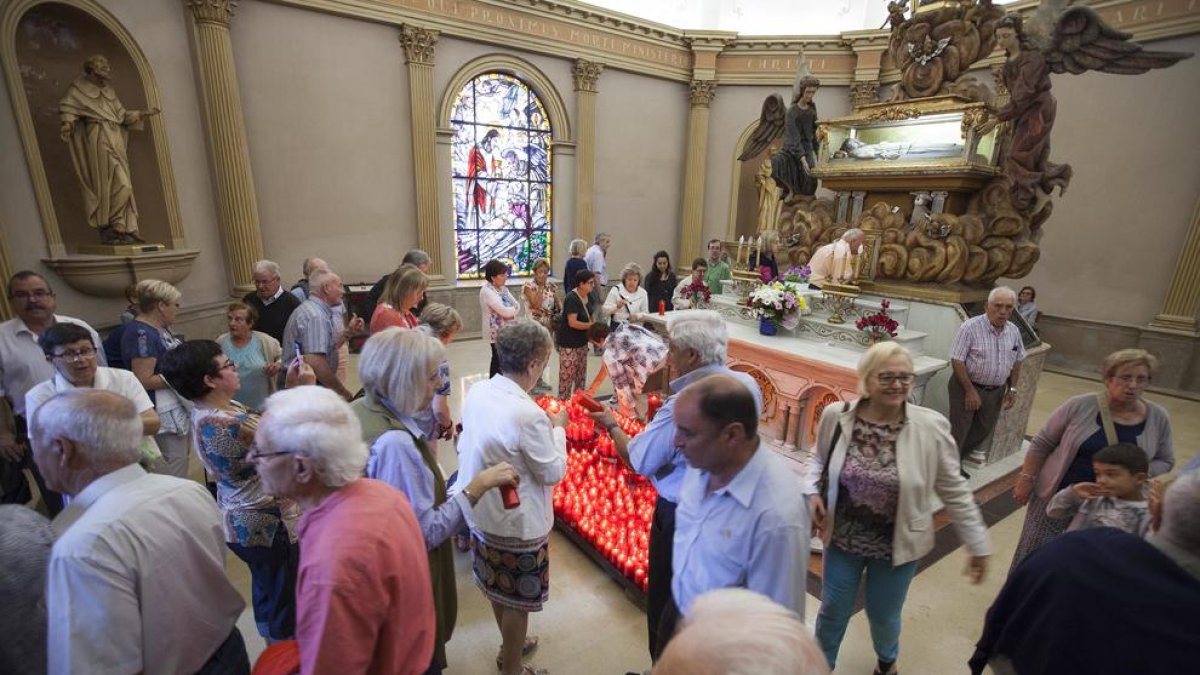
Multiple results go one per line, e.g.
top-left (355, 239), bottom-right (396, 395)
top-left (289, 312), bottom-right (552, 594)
top-left (759, 317), bottom-right (778, 336)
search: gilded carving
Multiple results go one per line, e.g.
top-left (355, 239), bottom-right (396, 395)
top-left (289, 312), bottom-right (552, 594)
top-left (864, 107), bottom-right (921, 122)
top-left (688, 79), bottom-right (717, 107)
top-left (572, 59), bottom-right (604, 92)
top-left (849, 80), bottom-right (878, 109)
top-left (399, 24), bottom-right (439, 65)
top-left (186, 0), bottom-right (236, 26)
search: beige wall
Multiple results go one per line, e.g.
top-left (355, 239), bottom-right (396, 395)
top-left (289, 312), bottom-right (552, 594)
top-left (1000, 33), bottom-right (1200, 326)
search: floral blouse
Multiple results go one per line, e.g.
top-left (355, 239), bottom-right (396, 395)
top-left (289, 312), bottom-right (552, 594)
top-left (832, 417), bottom-right (902, 560)
top-left (523, 279), bottom-right (559, 330)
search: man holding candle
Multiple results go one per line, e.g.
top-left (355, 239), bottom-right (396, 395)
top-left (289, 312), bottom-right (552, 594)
top-left (588, 311), bottom-right (761, 661)
top-left (808, 229), bottom-right (865, 288)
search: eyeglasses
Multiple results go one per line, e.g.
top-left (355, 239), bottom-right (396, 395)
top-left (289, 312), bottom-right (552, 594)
top-left (246, 448), bottom-right (294, 461)
top-left (53, 347), bottom-right (96, 362)
top-left (217, 361), bottom-right (238, 372)
top-left (12, 289), bottom-right (52, 301)
top-left (876, 372), bottom-right (915, 386)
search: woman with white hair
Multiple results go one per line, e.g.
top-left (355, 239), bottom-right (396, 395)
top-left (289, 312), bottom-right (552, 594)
top-left (804, 342), bottom-right (991, 675)
top-left (121, 279), bottom-right (190, 477)
top-left (562, 239), bottom-right (589, 294)
top-left (603, 262), bottom-right (648, 327)
top-left (457, 320), bottom-right (567, 675)
top-left (251, 386), bottom-right (436, 675)
top-left (359, 328), bottom-right (517, 673)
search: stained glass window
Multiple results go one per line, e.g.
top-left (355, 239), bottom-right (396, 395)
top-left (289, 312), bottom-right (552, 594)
top-left (451, 73), bottom-right (552, 279)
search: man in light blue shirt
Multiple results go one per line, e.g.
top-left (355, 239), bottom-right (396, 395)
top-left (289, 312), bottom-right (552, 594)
top-left (591, 310), bottom-right (761, 660)
top-left (664, 374), bottom-right (810, 656)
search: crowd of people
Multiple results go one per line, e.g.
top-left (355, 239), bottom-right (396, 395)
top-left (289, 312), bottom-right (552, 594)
top-left (0, 235), bottom-right (1196, 675)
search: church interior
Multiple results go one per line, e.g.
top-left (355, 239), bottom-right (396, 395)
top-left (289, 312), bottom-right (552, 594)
top-left (1, 0), bottom-right (1198, 673)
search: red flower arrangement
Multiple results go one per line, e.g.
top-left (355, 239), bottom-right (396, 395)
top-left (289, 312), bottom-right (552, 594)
top-left (679, 279), bottom-right (711, 307)
top-left (856, 299), bottom-right (899, 342)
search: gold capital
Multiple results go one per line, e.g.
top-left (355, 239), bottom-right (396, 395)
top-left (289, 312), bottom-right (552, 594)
top-left (689, 79), bottom-right (717, 107)
top-left (572, 59), bottom-right (604, 93)
top-left (849, 80), bottom-right (879, 110)
top-left (186, 0), bottom-right (236, 26)
top-left (400, 24), bottom-right (439, 65)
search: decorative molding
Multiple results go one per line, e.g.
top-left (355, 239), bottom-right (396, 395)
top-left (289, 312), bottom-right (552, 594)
top-left (399, 23), bottom-right (438, 65)
top-left (42, 249), bottom-right (200, 297)
top-left (1150, 198), bottom-right (1200, 332)
top-left (864, 106), bottom-right (922, 122)
top-left (849, 80), bottom-right (879, 110)
top-left (688, 79), bottom-right (717, 107)
top-left (1, 0), bottom-right (188, 260)
top-left (438, 53), bottom-right (572, 142)
top-left (571, 58), bottom-right (604, 92)
top-left (185, 0), bottom-right (237, 26)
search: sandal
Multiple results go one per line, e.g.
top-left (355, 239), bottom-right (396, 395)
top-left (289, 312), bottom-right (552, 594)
top-left (495, 635), bottom-right (540, 669)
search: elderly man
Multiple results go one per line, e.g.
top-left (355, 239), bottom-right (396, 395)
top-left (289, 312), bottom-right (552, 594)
top-left (281, 268), bottom-right (360, 400)
top-left (593, 310), bottom-right (763, 661)
top-left (949, 286), bottom-right (1024, 477)
top-left (971, 470), bottom-right (1200, 675)
top-left (808, 228), bottom-right (866, 287)
top-left (0, 505), bottom-right (53, 675)
top-left (660, 375), bottom-right (810, 655)
top-left (0, 271), bottom-right (104, 512)
top-left (33, 390), bottom-right (247, 674)
top-left (655, 589), bottom-right (829, 675)
top-left (252, 386), bottom-right (435, 675)
top-left (703, 238), bottom-right (732, 291)
top-left (290, 257), bottom-right (329, 300)
top-left (361, 249), bottom-right (432, 322)
top-left (584, 232), bottom-right (611, 306)
top-left (244, 259), bottom-right (301, 343)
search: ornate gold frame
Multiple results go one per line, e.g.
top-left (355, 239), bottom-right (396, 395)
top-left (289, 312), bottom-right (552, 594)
top-left (0, 0), bottom-right (188, 258)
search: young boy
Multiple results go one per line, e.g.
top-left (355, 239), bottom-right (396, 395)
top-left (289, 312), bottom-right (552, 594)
top-left (1046, 442), bottom-right (1151, 536)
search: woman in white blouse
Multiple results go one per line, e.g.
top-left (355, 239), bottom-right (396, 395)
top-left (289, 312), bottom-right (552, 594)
top-left (360, 327), bottom-right (517, 673)
top-left (603, 263), bottom-right (649, 327)
top-left (479, 259), bottom-right (520, 378)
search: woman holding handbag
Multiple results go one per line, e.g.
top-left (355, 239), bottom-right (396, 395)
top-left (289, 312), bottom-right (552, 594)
top-left (1009, 349), bottom-right (1173, 571)
top-left (804, 342), bottom-right (990, 675)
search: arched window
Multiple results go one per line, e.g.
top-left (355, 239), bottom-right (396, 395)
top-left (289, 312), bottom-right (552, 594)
top-left (450, 73), bottom-right (552, 279)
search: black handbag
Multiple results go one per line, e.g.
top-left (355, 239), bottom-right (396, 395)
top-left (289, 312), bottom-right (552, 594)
top-left (817, 401), bottom-right (850, 499)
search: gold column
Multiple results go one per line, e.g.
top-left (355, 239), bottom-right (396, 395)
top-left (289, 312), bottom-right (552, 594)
top-left (572, 59), bottom-right (604, 244)
top-left (400, 24), bottom-right (446, 285)
top-left (679, 79), bottom-right (716, 263)
top-left (0, 223), bottom-right (14, 321)
top-left (1150, 198), bottom-right (1200, 332)
top-left (185, 0), bottom-right (264, 297)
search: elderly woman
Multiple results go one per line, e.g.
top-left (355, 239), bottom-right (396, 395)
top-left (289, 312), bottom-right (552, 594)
top-left (562, 239), bottom-right (589, 294)
top-left (671, 258), bottom-right (709, 309)
top-left (1017, 286), bottom-right (1038, 326)
top-left (804, 342), bottom-right (990, 674)
top-left (417, 303), bottom-right (463, 441)
top-left (522, 258), bottom-right (559, 396)
top-left (161, 340), bottom-right (303, 644)
top-left (251, 386), bottom-right (435, 675)
top-left (120, 279), bottom-right (190, 477)
top-left (603, 262), bottom-right (648, 327)
top-left (217, 302), bottom-right (282, 411)
top-left (370, 264), bottom-right (429, 333)
top-left (480, 259), bottom-right (520, 378)
top-left (27, 322), bottom-right (161, 467)
top-left (1010, 348), bottom-right (1173, 570)
top-left (358, 328), bottom-right (517, 673)
top-left (644, 250), bottom-right (677, 314)
top-left (557, 269), bottom-right (597, 398)
top-left (457, 320), bottom-right (567, 675)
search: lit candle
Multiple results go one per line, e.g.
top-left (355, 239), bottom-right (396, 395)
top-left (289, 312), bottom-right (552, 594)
top-left (737, 236), bottom-right (745, 266)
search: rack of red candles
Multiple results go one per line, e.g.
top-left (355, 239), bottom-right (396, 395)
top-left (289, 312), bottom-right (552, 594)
top-left (535, 394), bottom-right (656, 596)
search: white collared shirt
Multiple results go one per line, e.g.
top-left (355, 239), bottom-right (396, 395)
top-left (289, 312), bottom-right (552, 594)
top-left (260, 285), bottom-right (286, 306)
top-left (48, 464), bottom-right (244, 675)
top-left (25, 367), bottom-right (160, 460)
top-left (455, 375), bottom-right (567, 540)
top-left (0, 314), bottom-right (105, 416)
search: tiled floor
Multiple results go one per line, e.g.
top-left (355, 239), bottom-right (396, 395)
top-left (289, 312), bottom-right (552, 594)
top-left (217, 340), bottom-right (1199, 674)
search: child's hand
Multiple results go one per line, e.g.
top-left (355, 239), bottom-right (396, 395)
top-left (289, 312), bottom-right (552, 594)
top-left (1072, 482), bottom-right (1108, 499)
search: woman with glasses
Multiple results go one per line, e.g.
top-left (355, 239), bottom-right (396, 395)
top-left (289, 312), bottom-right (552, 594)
top-left (160, 340), bottom-right (312, 645)
top-left (26, 322), bottom-right (161, 467)
top-left (1009, 348), bottom-right (1174, 571)
top-left (803, 342), bottom-right (990, 675)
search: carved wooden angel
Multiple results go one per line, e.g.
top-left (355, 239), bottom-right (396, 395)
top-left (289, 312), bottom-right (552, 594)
top-left (738, 54), bottom-right (820, 201)
top-left (982, 5), bottom-right (1191, 212)
top-left (888, 0), bottom-right (1006, 99)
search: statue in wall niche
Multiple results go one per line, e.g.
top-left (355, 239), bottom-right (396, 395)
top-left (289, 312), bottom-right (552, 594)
top-left (58, 54), bottom-right (159, 245)
top-left (754, 156), bottom-right (782, 233)
top-left (978, 6), bottom-right (1191, 212)
top-left (739, 53), bottom-right (820, 202)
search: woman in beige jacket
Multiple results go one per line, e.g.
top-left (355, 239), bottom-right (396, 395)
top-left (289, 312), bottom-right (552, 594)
top-left (803, 342), bottom-right (991, 675)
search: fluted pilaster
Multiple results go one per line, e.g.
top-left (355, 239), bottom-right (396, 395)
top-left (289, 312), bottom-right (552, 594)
top-left (1150, 198), bottom-right (1200, 332)
top-left (679, 79), bottom-right (716, 263)
top-left (400, 24), bottom-right (446, 283)
top-left (572, 59), bottom-right (603, 243)
top-left (185, 0), bottom-right (263, 296)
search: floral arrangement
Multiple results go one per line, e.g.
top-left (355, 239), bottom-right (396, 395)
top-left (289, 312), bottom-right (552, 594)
top-left (856, 299), bottom-right (900, 342)
top-left (747, 281), bottom-right (808, 329)
top-left (780, 264), bottom-right (812, 285)
top-left (679, 279), bottom-right (711, 308)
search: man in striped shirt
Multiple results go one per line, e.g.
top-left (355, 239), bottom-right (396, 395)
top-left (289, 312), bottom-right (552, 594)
top-left (949, 286), bottom-right (1025, 477)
